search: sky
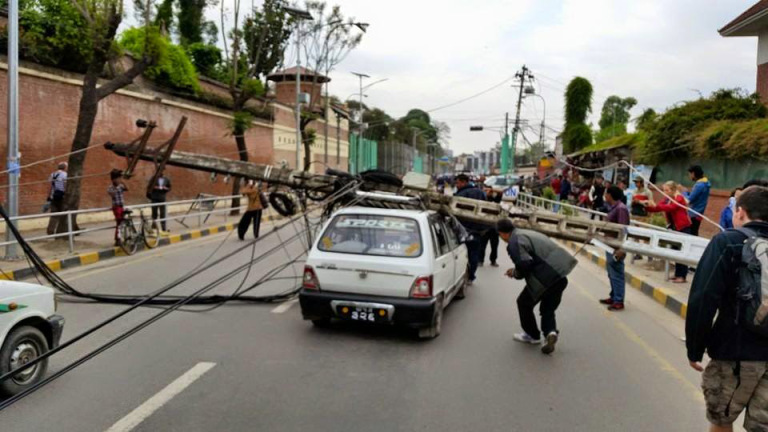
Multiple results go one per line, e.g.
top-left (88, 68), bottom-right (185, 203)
top-left (208, 0), bottom-right (759, 156)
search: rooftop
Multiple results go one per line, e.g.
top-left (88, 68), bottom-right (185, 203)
top-left (267, 67), bottom-right (330, 84)
top-left (720, 0), bottom-right (768, 36)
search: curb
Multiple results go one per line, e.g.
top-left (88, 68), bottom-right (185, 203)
top-left (0, 223), bottom-right (237, 282)
top-left (564, 241), bottom-right (688, 320)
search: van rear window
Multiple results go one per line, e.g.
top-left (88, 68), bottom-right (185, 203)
top-left (318, 215), bottom-right (422, 258)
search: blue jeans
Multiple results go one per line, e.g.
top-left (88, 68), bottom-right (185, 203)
top-left (466, 235), bottom-right (484, 281)
top-left (606, 252), bottom-right (625, 303)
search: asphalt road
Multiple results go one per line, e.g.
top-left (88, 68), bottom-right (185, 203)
top-left (1, 219), bottom-right (723, 431)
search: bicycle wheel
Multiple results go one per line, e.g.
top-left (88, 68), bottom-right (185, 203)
top-left (142, 220), bottom-right (159, 249)
top-left (119, 221), bottom-right (139, 255)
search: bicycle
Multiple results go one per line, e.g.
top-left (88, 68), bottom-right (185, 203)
top-left (117, 209), bottom-right (160, 255)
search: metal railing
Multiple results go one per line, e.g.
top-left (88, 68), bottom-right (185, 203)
top-left (515, 193), bottom-right (667, 232)
top-left (0, 195), bottom-right (245, 254)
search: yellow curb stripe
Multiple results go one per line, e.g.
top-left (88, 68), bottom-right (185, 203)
top-left (652, 288), bottom-right (668, 305)
top-left (0, 271), bottom-right (13, 281)
top-left (47, 260), bottom-right (62, 272)
top-left (114, 247), bottom-right (128, 257)
top-left (630, 275), bottom-right (643, 290)
top-left (190, 231), bottom-right (202, 239)
top-left (169, 234), bottom-right (182, 244)
top-left (680, 304), bottom-right (687, 319)
top-left (79, 252), bottom-right (100, 265)
top-left (209, 227), bottom-right (220, 234)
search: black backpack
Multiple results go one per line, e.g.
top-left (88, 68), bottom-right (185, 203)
top-left (735, 228), bottom-right (768, 337)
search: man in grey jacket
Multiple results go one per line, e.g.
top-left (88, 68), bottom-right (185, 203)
top-left (497, 219), bottom-right (578, 354)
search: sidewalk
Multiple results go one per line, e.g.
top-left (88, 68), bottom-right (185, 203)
top-left (563, 240), bottom-right (691, 320)
top-left (0, 209), bottom-right (284, 281)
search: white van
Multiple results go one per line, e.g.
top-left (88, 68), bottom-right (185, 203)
top-left (0, 280), bottom-right (64, 396)
top-left (299, 207), bottom-right (469, 339)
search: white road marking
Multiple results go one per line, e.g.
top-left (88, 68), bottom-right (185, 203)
top-left (105, 362), bottom-right (216, 432)
top-left (271, 299), bottom-right (298, 314)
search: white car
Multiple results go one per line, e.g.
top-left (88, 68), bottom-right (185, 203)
top-left (0, 281), bottom-right (64, 396)
top-left (484, 175), bottom-right (520, 193)
top-left (299, 207), bottom-right (469, 339)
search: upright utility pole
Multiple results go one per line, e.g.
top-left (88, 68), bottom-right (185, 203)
top-left (294, 22), bottom-right (303, 171)
top-left (511, 65), bottom-right (533, 174)
top-left (5, 0), bottom-right (20, 259)
top-left (351, 72), bottom-right (369, 174)
top-left (500, 112), bottom-right (510, 174)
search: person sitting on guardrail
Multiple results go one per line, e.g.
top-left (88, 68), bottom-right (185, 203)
top-left (642, 181), bottom-right (693, 283)
top-left (686, 185), bottom-right (768, 432)
top-left (496, 218), bottom-right (577, 355)
top-left (108, 170), bottom-right (128, 246)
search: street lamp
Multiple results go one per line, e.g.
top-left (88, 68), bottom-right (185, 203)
top-left (283, 6), bottom-right (313, 171)
top-left (351, 72), bottom-right (370, 174)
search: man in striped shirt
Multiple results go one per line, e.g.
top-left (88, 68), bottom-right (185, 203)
top-left (46, 162), bottom-right (68, 235)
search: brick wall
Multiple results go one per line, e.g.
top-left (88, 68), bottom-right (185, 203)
top-left (758, 63), bottom-right (768, 103)
top-left (0, 61), bottom-right (350, 214)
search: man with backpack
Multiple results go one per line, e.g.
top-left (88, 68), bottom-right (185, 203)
top-left (686, 185), bottom-right (768, 432)
top-left (46, 162), bottom-right (68, 235)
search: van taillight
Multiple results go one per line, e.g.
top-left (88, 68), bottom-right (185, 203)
top-left (409, 275), bottom-right (433, 298)
top-left (303, 266), bottom-right (321, 290)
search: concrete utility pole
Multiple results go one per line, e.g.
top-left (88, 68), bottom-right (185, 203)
top-left (5, 0), bottom-right (20, 259)
top-left (511, 65), bottom-right (533, 175)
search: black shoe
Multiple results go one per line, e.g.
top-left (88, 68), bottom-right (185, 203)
top-left (490, 262), bottom-right (499, 267)
top-left (541, 332), bottom-right (558, 355)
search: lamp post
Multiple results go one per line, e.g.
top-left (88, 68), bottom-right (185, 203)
top-left (320, 21), bottom-right (368, 166)
top-left (283, 6), bottom-right (313, 171)
top-left (351, 72), bottom-right (370, 174)
top-left (5, 0), bottom-right (19, 259)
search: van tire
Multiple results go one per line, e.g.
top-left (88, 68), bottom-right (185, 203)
top-left (0, 326), bottom-right (49, 397)
top-left (419, 297), bottom-right (443, 339)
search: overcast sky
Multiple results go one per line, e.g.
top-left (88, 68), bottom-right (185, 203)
top-left (207, 0), bottom-right (759, 156)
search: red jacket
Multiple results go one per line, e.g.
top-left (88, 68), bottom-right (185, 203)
top-left (646, 195), bottom-right (692, 231)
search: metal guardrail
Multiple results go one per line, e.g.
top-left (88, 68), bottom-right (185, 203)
top-left (0, 195), bottom-right (244, 254)
top-left (515, 193), bottom-right (667, 232)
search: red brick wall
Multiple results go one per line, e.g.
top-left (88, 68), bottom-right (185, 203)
top-left (758, 63), bottom-right (768, 103)
top-left (0, 67), bottom-right (275, 214)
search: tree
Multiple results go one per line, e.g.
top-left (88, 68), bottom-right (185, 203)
top-left (61, 0), bottom-right (156, 231)
top-left (635, 108), bottom-right (657, 133)
top-left (595, 95), bottom-right (637, 143)
top-left (563, 77), bottom-right (593, 153)
top-left (300, 1), bottom-right (364, 171)
top-left (219, 0), bottom-right (292, 209)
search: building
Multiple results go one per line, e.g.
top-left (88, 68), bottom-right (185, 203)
top-left (720, 0), bottom-right (768, 100)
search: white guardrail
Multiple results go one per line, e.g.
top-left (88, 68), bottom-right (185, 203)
top-left (0, 194), bottom-right (245, 253)
top-left (513, 192), bottom-right (711, 268)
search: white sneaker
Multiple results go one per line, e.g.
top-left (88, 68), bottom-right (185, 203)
top-left (541, 332), bottom-right (559, 355)
top-left (513, 332), bottom-right (541, 344)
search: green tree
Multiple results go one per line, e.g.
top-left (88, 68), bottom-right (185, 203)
top-left (595, 95), bottom-right (637, 142)
top-left (119, 26), bottom-right (200, 92)
top-left (300, 1), bottom-right (365, 171)
top-left (186, 41), bottom-right (221, 77)
top-left (62, 0), bottom-right (157, 229)
top-left (635, 108), bottom-right (657, 132)
top-left (219, 0), bottom-right (292, 208)
top-left (563, 77), bottom-right (593, 153)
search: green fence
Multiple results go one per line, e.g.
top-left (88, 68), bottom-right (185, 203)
top-left (349, 135), bottom-right (378, 175)
top-left (655, 158), bottom-right (768, 190)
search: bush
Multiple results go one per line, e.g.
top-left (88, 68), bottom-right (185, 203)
top-left (186, 42), bottom-right (221, 78)
top-left (119, 26), bottom-right (201, 93)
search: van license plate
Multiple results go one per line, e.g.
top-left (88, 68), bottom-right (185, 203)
top-left (337, 306), bottom-right (387, 322)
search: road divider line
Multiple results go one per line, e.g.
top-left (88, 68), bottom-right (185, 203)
top-left (271, 298), bottom-right (298, 314)
top-left (105, 362), bottom-right (216, 432)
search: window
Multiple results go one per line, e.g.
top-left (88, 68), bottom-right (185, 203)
top-left (318, 214), bottom-right (422, 258)
top-left (443, 217), bottom-right (459, 250)
top-left (430, 218), bottom-right (452, 257)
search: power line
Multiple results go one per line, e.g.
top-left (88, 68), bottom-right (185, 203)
top-left (426, 74), bottom-right (519, 113)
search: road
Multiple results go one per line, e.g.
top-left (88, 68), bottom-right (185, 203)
top-left (1, 219), bottom-right (721, 431)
